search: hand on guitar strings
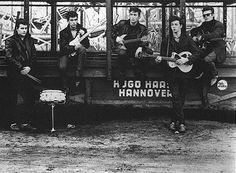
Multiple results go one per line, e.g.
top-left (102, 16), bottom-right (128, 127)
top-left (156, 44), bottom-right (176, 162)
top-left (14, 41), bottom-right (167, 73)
top-left (116, 36), bottom-right (124, 44)
top-left (74, 43), bottom-right (84, 50)
top-left (175, 58), bottom-right (189, 65)
top-left (155, 56), bottom-right (162, 63)
top-left (20, 66), bottom-right (31, 75)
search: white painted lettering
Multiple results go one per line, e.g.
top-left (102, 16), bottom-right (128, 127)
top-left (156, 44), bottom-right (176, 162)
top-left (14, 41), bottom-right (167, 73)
top-left (153, 81), bottom-right (159, 88)
top-left (145, 81), bottom-right (152, 88)
top-left (113, 80), bottom-right (120, 88)
top-left (161, 90), bottom-right (166, 97)
top-left (119, 89), bottom-right (126, 97)
top-left (160, 81), bottom-right (166, 89)
top-left (167, 90), bottom-right (172, 97)
top-left (147, 89), bottom-right (153, 97)
top-left (128, 80), bottom-right (134, 88)
top-left (126, 89), bottom-right (132, 97)
top-left (122, 81), bottom-right (127, 88)
top-left (133, 89), bottom-right (140, 97)
top-left (140, 89), bottom-right (146, 97)
top-left (154, 89), bottom-right (160, 97)
top-left (135, 81), bottom-right (141, 88)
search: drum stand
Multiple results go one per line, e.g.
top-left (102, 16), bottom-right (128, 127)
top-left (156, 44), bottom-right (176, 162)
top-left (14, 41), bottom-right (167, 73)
top-left (50, 103), bottom-right (56, 132)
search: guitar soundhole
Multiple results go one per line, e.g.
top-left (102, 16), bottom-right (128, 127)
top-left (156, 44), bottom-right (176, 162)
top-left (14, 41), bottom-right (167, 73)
top-left (174, 54), bottom-right (181, 59)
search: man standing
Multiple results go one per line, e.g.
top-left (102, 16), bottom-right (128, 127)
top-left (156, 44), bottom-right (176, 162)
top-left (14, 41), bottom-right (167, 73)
top-left (112, 7), bottom-right (152, 79)
top-left (156, 16), bottom-right (200, 133)
top-left (191, 6), bottom-right (226, 108)
top-left (59, 11), bottom-right (90, 92)
top-left (5, 18), bottom-right (37, 131)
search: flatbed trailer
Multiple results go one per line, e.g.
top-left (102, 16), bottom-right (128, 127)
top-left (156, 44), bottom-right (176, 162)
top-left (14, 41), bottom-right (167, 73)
top-left (0, 0), bottom-right (235, 114)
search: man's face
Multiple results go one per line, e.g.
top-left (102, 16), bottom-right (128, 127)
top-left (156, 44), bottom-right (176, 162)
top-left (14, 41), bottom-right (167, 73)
top-left (16, 24), bottom-right (28, 37)
top-left (203, 10), bottom-right (214, 22)
top-left (171, 20), bottom-right (182, 33)
top-left (68, 16), bottom-right (78, 29)
top-left (129, 11), bottom-right (140, 25)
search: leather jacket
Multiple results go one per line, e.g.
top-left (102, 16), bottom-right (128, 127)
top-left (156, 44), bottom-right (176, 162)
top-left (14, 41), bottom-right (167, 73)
top-left (59, 24), bottom-right (90, 56)
top-left (192, 19), bottom-right (226, 63)
top-left (5, 33), bottom-right (36, 77)
top-left (112, 19), bottom-right (150, 51)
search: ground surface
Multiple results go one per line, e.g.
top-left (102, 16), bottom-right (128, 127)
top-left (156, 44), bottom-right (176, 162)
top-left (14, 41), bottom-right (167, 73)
top-left (0, 118), bottom-right (235, 173)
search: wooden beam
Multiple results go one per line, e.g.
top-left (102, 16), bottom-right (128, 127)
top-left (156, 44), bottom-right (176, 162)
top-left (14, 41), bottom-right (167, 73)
top-left (223, 1), bottom-right (227, 37)
top-left (106, 0), bottom-right (112, 80)
top-left (180, 0), bottom-right (186, 33)
top-left (161, 3), bottom-right (166, 39)
top-left (51, 1), bottom-right (57, 52)
top-left (24, 0), bottom-right (29, 22)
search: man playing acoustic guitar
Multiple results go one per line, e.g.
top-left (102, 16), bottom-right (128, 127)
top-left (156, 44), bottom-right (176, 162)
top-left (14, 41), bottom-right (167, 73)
top-left (59, 11), bottom-right (90, 93)
top-left (155, 16), bottom-right (200, 133)
top-left (112, 7), bottom-right (152, 79)
top-left (190, 6), bottom-right (226, 109)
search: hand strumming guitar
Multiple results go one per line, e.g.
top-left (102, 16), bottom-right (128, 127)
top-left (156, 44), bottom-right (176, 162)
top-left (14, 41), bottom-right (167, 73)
top-left (20, 66), bottom-right (31, 75)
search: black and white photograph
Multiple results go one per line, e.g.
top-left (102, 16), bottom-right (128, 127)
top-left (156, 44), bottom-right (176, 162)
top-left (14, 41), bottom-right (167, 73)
top-left (0, 0), bottom-right (235, 172)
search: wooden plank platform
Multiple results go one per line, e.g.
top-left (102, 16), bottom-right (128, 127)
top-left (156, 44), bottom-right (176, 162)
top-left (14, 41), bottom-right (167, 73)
top-left (0, 51), bottom-right (236, 111)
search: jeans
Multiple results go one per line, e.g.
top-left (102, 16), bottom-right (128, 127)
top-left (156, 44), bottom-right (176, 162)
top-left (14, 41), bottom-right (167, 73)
top-left (59, 47), bottom-right (86, 88)
top-left (169, 78), bottom-right (188, 124)
top-left (115, 48), bottom-right (148, 78)
top-left (7, 76), bottom-right (35, 125)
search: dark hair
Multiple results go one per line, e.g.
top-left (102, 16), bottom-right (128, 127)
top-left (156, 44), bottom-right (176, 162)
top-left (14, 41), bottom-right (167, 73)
top-left (169, 15), bottom-right (183, 25)
top-left (66, 11), bottom-right (78, 21)
top-left (129, 7), bottom-right (141, 15)
top-left (202, 6), bottom-right (214, 14)
top-left (15, 18), bottom-right (28, 29)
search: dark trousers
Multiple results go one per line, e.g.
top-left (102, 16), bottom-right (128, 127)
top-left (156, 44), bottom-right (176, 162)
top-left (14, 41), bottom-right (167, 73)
top-left (169, 78), bottom-right (188, 124)
top-left (203, 51), bottom-right (218, 77)
top-left (116, 48), bottom-right (148, 77)
top-left (7, 76), bottom-right (35, 125)
top-left (194, 51), bottom-right (218, 106)
top-left (59, 48), bottom-right (86, 88)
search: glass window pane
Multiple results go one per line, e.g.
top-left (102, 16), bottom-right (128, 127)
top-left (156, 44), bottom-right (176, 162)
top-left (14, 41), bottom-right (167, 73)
top-left (30, 5), bottom-right (51, 51)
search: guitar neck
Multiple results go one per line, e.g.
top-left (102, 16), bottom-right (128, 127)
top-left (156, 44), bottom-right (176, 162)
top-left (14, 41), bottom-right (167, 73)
top-left (78, 21), bottom-right (105, 42)
top-left (123, 38), bottom-right (142, 44)
top-left (143, 54), bottom-right (176, 62)
top-left (161, 56), bottom-right (176, 62)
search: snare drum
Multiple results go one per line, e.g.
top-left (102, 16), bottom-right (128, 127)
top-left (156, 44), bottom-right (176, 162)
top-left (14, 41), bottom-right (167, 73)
top-left (40, 90), bottom-right (66, 103)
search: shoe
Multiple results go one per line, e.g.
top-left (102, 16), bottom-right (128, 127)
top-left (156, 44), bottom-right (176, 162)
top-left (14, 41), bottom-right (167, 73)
top-left (178, 124), bottom-right (186, 133)
top-left (211, 75), bottom-right (218, 86)
top-left (20, 123), bottom-right (37, 131)
top-left (169, 122), bottom-right (176, 131)
top-left (195, 72), bottom-right (204, 79)
top-left (10, 123), bottom-right (20, 131)
top-left (67, 124), bottom-right (76, 129)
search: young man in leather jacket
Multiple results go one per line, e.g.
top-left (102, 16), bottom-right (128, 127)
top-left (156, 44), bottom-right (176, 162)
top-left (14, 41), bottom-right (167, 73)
top-left (5, 18), bottom-right (37, 131)
top-left (112, 7), bottom-right (152, 79)
top-left (59, 11), bottom-right (90, 92)
top-left (156, 16), bottom-right (200, 133)
top-left (191, 6), bottom-right (226, 108)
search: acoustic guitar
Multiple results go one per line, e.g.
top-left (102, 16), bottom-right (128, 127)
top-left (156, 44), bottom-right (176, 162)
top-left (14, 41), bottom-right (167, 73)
top-left (138, 51), bottom-right (193, 73)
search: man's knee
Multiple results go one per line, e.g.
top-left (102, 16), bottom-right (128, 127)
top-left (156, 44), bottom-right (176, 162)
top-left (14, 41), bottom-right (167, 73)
top-left (59, 55), bottom-right (68, 70)
top-left (204, 51), bottom-right (216, 63)
top-left (77, 47), bottom-right (86, 55)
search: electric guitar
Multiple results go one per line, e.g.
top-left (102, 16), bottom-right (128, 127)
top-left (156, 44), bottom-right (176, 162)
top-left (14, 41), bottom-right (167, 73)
top-left (69, 19), bottom-right (106, 56)
top-left (138, 51), bottom-right (193, 73)
top-left (116, 34), bottom-right (149, 50)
